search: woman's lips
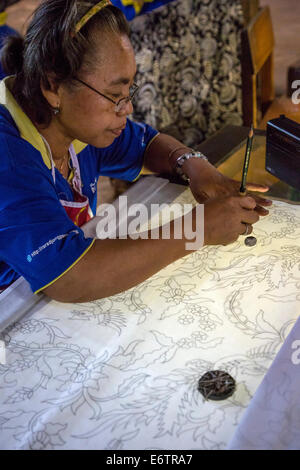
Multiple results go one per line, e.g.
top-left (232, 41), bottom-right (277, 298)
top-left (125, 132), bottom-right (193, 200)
top-left (109, 126), bottom-right (125, 137)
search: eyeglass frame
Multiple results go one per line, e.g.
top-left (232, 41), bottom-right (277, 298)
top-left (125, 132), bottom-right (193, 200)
top-left (72, 77), bottom-right (139, 113)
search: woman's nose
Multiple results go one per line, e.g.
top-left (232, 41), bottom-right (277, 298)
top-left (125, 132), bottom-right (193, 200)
top-left (117, 99), bottom-right (133, 117)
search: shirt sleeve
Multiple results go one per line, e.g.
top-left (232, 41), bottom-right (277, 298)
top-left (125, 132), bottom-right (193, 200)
top-left (0, 142), bottom-right (95, 294)
top-left (94, 118), bottom-right (159, 181)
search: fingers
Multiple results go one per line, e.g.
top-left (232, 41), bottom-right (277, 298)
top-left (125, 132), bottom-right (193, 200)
top-left (237, 195), bottom-right (272, 217)
top-left (237, 196), bottom-right (257, 210)
top-left (239, 223), bottom-right (253, 236)
top-left (252, 195), bottom-right (273, 207)
top-left (255, 205), bottom-right (269, 216)
top-left (247, 195), bottom-right (272, 216)
top-left (241, 207), bottom-right (259, 225)
top-left (246, 183), bottom-right (270, 193)
top-left (254, 196), bottom-right (273, 205)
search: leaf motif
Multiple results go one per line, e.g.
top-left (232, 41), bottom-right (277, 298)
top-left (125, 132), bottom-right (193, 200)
top-left (207, 312), bottom-right (223, 325)
top-left (0, 410), bottom-right (37, 434)
top-left (47, 325), bottom-right (71, 340)
top-left (160, 305), bottom-right (183, 320)
top-left (136, 312), bottom-right (148, 325)
top-left (70, 393), bottom-right (89, 417)
top-left (255, 310), bottom-right (279, 335)
top-left (207, 409), bottom-right (225, 433)
top-left (151, 330), bottom-right (174, 347)
top-left (158, 346), bottom-right (177, 364)
top-left (230, 382), bottom-right (252, 407)
top-left (5, 387), bottom-right (34, 404)
top-left (36, 356), bottom-right (53, 379)
top-left (117, 373), bottom-right (149, 398)
top-left (201, 436), bottom-right (224, 450)
top-left (252, 332), bottom-right (280, 341)
top-left (119, 340), bottom-right (143, 357)
top-left (260, 292), bottom-right (300, 303)
top-left (199, 337), bottom-right (224, 349)
top-left (81, 390), bottom-right (103, 420)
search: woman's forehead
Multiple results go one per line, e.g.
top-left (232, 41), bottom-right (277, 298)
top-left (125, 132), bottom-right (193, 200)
top-left (88, 34), bottom-right (136, 84)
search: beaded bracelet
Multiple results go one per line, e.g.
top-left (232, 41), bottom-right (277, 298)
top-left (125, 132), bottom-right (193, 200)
top-left (175, 151), bottom-right (208, 182)
top-left (168, 146), bottom-right (191, 164)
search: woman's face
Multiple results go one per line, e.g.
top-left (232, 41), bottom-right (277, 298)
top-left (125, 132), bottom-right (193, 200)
top-left (55, 33), bottom-right (137, 148)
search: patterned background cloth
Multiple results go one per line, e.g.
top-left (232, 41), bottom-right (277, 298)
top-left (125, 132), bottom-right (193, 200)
top-left (130, 0), bottom-right (244, 147)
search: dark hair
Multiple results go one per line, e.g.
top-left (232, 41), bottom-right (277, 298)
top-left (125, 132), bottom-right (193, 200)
top-left (0, 0), bottom-right (130, 126)
top-left (0, 1), bottom-right (20, 12)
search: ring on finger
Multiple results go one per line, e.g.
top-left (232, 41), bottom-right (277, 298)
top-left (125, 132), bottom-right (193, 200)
top-left (242, 223), bottom-right (250, 236)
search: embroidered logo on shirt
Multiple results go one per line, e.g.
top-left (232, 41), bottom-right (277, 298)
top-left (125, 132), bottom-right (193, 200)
top-left (90, 178), bottom-right (97, 194)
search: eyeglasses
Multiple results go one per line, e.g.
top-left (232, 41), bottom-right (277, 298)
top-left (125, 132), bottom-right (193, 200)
top-left (73, 77), bottom-right (139, 113)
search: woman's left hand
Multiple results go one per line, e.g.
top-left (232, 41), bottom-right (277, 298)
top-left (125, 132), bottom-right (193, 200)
top-left (188, 161), bottom-right (272, 216)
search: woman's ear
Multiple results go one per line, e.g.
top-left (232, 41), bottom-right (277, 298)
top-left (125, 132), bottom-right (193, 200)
top-left (40, 74), bottom-right (61, 109)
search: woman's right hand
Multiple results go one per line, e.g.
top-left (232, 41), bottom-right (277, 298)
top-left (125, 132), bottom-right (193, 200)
top-left (203, 195), bottom-right (261, 246)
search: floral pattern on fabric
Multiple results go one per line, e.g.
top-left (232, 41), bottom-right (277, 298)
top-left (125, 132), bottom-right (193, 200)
top-left (130, 0), bottom-right (244, 147)
top-left (0, 194), bottom-right (300, 450)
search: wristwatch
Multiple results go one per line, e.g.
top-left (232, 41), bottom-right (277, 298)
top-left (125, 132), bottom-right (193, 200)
top-left (175, 151), bottom-right (208, 182)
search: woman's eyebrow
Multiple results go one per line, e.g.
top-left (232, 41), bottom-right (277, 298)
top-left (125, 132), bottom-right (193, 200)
top-left (109, 77), bottom-right (131, 86)
top-left (108, 70), bottom-right (137, 86)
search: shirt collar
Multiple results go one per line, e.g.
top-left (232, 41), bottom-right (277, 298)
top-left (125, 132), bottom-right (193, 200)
top-left (0, 12), bottom-right (7, 27)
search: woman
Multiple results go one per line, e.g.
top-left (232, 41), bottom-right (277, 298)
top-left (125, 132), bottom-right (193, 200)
top-left (0, 0), bottom-right (271, 302)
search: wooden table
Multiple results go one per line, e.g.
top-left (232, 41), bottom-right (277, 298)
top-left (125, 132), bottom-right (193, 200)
top-left (196, 125), bottom-right (300, 204)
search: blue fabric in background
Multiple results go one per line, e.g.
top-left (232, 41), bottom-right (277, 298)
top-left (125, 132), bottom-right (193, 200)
top-left (112, 0), bottom-right (175, 20)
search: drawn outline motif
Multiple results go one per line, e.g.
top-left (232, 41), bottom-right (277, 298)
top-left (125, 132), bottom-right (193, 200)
top-left (0, 196), bottom-right (300, 449)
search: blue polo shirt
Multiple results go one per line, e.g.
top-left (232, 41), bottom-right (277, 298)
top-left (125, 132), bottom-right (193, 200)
top-left (0, 77), bottom-right (158, 294)
top-left (112, 0), bottom-right (175, 20)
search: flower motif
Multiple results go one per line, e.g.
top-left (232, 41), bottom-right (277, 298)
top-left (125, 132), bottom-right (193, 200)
top-left (181, 96), bottom-right (197, 118)
top-left (135, 48), bottom-right (153, 73)
top-left (136, 84), bottom-right (156, 113)
top-left (29, 431), bottom-right (52, 450)
top-left (181, 34), bottom-right (197, 57)
top-left (9, 320), bottom-right (44, 335)
top-left (219, 53), bottom-right (234, 76)
top-left (181, 67), bottom-right (197, 92)
top-left (28, 422), bottom-right (66, 450)
top-left (201, 37), bottom-right (217, 59)
top-left (220, 83), bottom-right (237, 104)
top-left (199, 319), bottom-right (216, 332)
top-left (176, 338), bottom-right (195, 349)
top-left (159, 278), bottom-right (195, 305)
top-left (191, 331), bottom-right (208, 341)
top-left (160, 47), bottom-right (177, 73)
top-left (68, 361), bottom-right (105, 389)
top-left (57, 354), bottom-right (106, 393)
top-left (178, 313), bottom-right (195, 325)
top-left (186, 305), bottom-right (209, 317)
top-left (223, 112), bottom-right (243, 126)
